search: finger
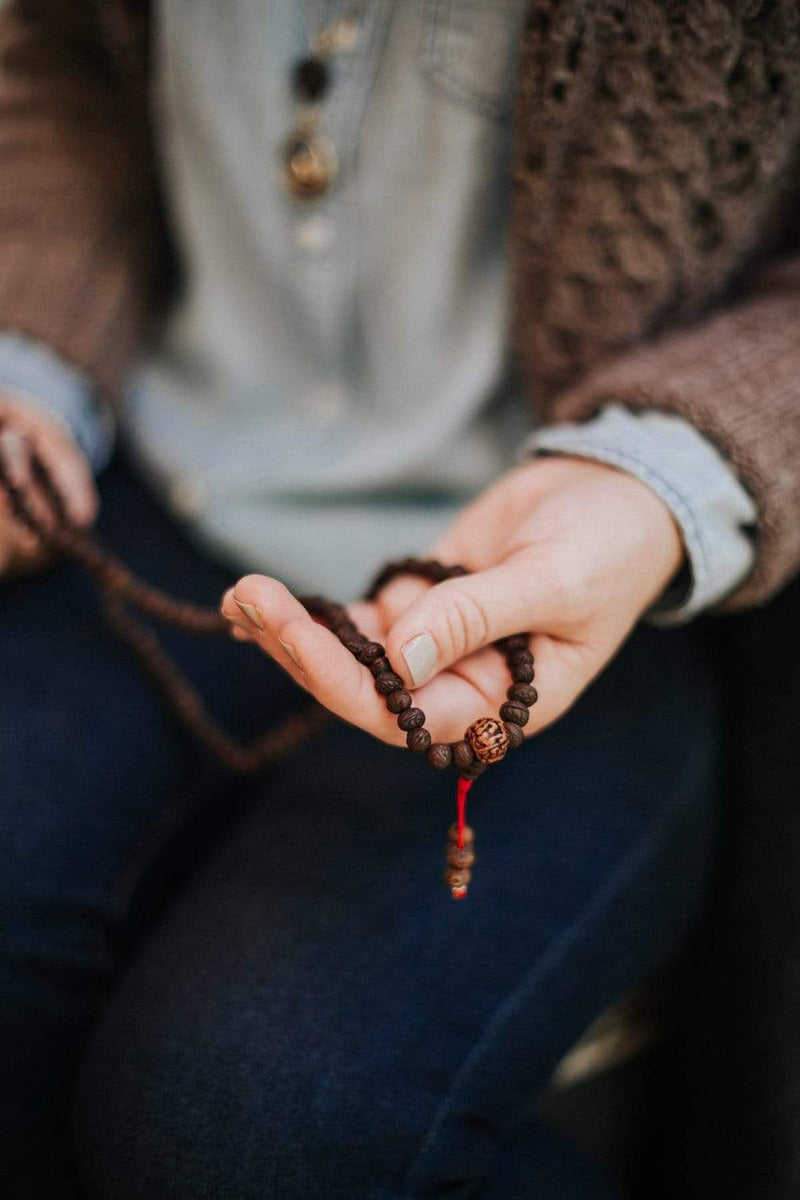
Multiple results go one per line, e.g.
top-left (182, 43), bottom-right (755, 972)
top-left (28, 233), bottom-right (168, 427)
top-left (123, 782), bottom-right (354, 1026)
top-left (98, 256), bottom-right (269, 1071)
top-left (35, 431), bottom-right (98, 527)
top-left (0, 424), bottom-right (56, 532)
top-left (385, 552), bottom-right (565, 688)
top-left (227, 575), bottom-right (406, 745)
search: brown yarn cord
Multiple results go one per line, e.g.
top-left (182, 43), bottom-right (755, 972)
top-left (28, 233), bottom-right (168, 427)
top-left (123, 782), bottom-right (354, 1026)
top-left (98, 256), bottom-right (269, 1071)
top-left (0, 425), bottom-right (335, 772)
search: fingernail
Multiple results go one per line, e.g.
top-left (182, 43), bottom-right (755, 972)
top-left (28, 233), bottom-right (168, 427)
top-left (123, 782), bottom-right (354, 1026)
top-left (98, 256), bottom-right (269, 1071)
top-left (278, 636), bottom-right (304, 672)
top-left (234, 599), bottom-right (264, 630)
top-left (400, 631), bottom-right (437, 687)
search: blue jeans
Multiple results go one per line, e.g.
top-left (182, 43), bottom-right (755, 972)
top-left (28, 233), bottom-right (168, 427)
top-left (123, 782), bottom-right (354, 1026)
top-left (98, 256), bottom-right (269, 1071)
top-left (1, 457), bottom-right (721, 1198)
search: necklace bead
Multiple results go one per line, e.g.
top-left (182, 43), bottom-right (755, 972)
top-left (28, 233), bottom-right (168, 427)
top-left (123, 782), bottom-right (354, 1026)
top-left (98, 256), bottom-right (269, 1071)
top-left (291, 56), bottom-right (330, 102)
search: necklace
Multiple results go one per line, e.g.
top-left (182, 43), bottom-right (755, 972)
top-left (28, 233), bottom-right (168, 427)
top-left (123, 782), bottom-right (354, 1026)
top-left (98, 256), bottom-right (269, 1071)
top-left (0, 426), bottom-right (538, 899)
top-left (279, 2), bottom-right (364, 202)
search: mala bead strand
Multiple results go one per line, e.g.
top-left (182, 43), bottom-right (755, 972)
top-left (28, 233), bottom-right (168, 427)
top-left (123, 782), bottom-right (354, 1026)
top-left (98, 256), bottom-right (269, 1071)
top-left (0, 435), bottom-right (542, 897)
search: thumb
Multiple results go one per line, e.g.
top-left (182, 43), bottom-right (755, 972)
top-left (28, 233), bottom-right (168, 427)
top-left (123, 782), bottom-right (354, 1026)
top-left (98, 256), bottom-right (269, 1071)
top-left (385, 556), bottom-right (555, 688)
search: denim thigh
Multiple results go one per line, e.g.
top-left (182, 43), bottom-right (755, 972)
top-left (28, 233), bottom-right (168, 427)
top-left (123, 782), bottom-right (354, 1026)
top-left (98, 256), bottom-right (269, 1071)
top-left (0, 455), bottom-right (303, 1195)
top-left (74, 618), bottom-right (721, 1198)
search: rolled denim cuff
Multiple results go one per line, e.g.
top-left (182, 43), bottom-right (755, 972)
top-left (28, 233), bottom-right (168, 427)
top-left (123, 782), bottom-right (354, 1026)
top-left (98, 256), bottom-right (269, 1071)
top-left (0, 332), bottom-right (115, 470)
top-left (518, 403), bottom-right (758, 625)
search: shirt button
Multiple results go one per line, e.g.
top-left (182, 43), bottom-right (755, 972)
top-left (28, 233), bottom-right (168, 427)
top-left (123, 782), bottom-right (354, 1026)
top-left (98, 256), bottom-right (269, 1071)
top-left (304, 382), bottom-right (350, 426)
top-left (294, 214), bottom-right (335, 254)
top-left (168, 474), bottom-right (207, 518)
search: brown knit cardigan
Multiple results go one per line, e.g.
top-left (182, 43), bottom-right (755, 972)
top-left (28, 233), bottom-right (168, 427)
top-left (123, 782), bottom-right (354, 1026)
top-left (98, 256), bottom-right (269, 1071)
top-left (1, 0), bottom-right (799, 608)
top-left (1, 3), bottom-right (800, 1195)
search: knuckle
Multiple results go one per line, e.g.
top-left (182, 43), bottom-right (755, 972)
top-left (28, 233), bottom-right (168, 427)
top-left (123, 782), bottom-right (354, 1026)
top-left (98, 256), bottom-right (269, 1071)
top-left (440, 585), bottom-right (490, 658)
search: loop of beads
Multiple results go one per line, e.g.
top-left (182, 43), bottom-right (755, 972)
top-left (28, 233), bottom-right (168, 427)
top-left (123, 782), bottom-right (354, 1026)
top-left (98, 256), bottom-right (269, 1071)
top-left (0, 432), bottom-right (539, 898)
top-left (303, 557), bottom-right (538, 779)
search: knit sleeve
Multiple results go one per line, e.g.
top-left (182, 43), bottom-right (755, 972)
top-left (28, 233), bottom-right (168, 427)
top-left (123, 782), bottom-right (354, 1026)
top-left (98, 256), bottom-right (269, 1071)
top-left (0, 2), bottom-right (173, 406)
top-left (540, 256), bottom-right (800, 611)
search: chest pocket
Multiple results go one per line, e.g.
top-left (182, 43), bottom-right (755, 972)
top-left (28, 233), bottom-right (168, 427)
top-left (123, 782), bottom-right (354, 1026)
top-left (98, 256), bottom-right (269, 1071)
top-left (419, 0), bottom-right (529, 119)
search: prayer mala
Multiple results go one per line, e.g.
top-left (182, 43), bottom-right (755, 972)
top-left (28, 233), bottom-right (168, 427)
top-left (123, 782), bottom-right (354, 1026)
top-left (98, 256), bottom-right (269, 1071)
top-left (0, 426), bottom-right (538, 898)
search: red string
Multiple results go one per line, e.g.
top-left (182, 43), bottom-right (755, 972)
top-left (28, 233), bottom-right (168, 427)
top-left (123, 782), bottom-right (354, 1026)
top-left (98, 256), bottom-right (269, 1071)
top-left (456, 776), bottom-right (473, 849)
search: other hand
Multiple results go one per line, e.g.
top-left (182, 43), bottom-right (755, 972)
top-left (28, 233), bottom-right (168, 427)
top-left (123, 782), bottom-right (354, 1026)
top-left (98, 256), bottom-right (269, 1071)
top-left (0, 396), bottom-right (97, 578)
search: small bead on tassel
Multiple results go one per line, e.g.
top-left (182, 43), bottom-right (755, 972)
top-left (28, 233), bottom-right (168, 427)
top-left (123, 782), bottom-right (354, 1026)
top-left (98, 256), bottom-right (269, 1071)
top-left (445, 776), bottom-right (475, 899)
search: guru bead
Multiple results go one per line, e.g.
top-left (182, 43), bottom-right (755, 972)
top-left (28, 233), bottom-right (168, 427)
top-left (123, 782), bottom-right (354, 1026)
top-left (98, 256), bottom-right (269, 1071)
top-left (464, 717), bottom-right (510, 764)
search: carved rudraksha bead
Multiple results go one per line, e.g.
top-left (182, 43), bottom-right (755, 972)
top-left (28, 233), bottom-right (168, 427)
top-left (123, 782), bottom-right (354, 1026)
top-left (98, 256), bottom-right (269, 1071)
top-left (427, 743), bottom-right (453, 770)
top-left (503, 720), bottom-right (524, 749)
top-left (407, 727), bottom-right (432, 754)
top-left (451, 740), bottom-right (474, 771)
top-left (499, 701), bottom-right (529, 727)
top-left (497, 633), bottom-right (529, 653)
top-left (463, 716), bottom-right (510, 764)
top-left (506, 682), bottom-right (538, 706)
top-left (374, 671), bottom-right (404, 696)
top-left (357, 641), bottom-right (386, 665)
top-left (386, 689), bottom-right (412, 714)
top-left (397, 706), bottom-right (425, 731)
top-left (509, 653), bottom-right (534, 683)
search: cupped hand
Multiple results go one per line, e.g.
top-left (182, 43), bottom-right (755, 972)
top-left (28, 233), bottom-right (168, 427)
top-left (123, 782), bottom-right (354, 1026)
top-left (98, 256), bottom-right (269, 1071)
top-left (0, 396), bottom-right (97, 578)
top-left (221, 457), bottom-right (685, 746)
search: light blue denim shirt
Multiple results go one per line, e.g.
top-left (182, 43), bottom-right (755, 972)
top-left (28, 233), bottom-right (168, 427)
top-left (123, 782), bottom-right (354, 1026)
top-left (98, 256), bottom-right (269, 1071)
top-left (0, 0), bottom-right (756, 618)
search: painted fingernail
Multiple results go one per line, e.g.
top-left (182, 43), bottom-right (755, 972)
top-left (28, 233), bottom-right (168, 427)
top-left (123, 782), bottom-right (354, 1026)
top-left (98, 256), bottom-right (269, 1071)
top-left (400, 631), bottom-right (437, 687)
top-left (278, 636), bottom-right (304, 672)
top-left (234, 599), bottom-right (264, 630)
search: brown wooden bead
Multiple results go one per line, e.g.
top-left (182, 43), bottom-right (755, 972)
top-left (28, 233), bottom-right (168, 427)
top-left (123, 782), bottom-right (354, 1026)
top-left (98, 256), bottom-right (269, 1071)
top-left (451, 740), bottom-right (475, 771)
top-left (369, 656), bottom-right (391, 676)
top-left (342, 636), bottom-right (367, 655)
top-left (448, 822), bottom-right (474, 845)
top-left (375, 671), bottom-right (404, 696)
top-left (445, 867), bottom-right (471, 892)
top-left (503, 720), bottom-right (524, 749)
top-left (497, 633), bottom-right (529, 653)
top-left (460, 760), bottom-right (487, 780)
top-left (386, 689), bottom-right (412, 714)
top-left (447, 844), bottom-right (475, 869)
top-left (510, 661), bottom-right (534, 683)
top-left (397, 706), bottom-right (425, 731)
top-left (499, 701), bottom-right (530, 727)
top-left (464, 716), bottom-right (510, 764)
top-left (407, 727), bottom-right (432, 753)
top-left (428, 743), bottom-right (453, 770)
top-left (506, 682), bottom-right (538, 706)
top-left (357, 641), bottom-right (385, 665)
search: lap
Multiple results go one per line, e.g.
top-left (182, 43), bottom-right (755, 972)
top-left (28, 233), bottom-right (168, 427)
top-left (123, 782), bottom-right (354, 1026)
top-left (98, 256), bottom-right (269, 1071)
top-left (0, 453), bottom-right (303, 1193)
top-left (75, 620), bottom-right (722, 1198)
top-left (0, 452), bottom-right (301, 918)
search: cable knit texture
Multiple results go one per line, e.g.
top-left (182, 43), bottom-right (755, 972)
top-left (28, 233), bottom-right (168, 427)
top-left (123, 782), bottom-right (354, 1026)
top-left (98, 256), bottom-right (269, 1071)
top-left (0, 0), bottom-right (799, 608)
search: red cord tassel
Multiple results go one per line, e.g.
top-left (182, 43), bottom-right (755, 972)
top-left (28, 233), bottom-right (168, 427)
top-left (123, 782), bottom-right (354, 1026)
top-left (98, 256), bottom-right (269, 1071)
top-left (456, 776), bottom-right (472, 849)
top-left (446, 777), bottom-right (475, 899)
